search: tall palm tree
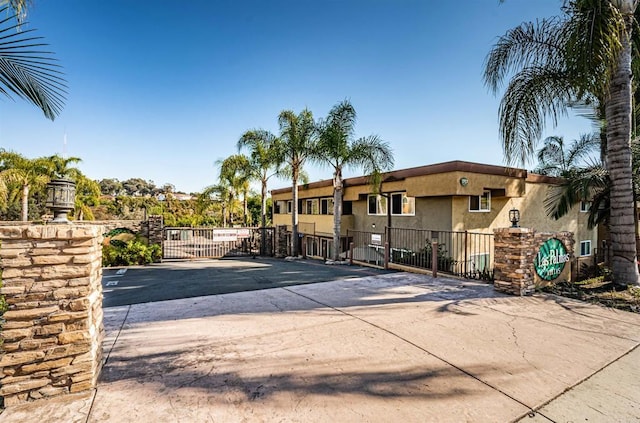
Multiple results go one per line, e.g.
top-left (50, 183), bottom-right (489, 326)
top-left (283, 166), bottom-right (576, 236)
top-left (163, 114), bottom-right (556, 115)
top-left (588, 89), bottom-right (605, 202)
top-left (275, 108), bottom-right (317, 256)
top-left (237, 129), bottom-right (280, 229)
top-left (0, 150), bottom-right (50, 221)
top-left (0, 5), bottom-right (66, 120)
top-left (217, 154), bottom-right (253, 226)
top-left (314, 100), bottom-right (394, 261)
top-left (485, 0), bottom-right (640, 286)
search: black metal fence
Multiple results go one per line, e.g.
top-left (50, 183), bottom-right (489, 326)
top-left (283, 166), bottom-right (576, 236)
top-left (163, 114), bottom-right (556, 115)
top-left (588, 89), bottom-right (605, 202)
top-left (348, 227), bottom-right (494, 281)
top-left (162, 227), bottom-right (274, 259)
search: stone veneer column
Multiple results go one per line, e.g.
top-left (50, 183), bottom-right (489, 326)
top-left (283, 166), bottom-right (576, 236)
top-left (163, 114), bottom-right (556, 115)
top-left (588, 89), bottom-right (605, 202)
top-left (276, 225), bottom-right (289, 257)
top-left (0, 224), bottom-right (104, 406)
top-left (147, 215), bottom-right (164, 246)
top-left (493, 227), bottom-right (536, 296)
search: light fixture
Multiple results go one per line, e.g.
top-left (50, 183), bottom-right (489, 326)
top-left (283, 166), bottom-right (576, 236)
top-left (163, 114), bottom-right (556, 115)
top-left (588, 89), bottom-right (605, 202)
top-left (371, 223), bottom-right (376, 230)
top-left (509, 208), bottom-right (520, 228)
top-left (46, 178), bottom-right (76, 222)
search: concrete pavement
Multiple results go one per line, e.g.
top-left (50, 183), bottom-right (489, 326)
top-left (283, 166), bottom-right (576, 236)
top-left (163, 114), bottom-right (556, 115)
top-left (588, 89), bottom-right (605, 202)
top-left (2, 271), bottom-right (639, 422)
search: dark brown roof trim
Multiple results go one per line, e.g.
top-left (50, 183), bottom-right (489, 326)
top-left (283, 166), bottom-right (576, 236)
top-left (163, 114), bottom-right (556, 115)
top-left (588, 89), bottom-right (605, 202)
top-left (526, 173), bottom-right (564, 184)
top-left (271, 160), bottom-right (528, 195)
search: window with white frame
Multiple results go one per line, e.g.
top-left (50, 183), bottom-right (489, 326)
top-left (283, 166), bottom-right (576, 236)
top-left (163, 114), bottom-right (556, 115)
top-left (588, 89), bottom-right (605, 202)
top-left (305, 199), bottom-right (318, 215)
top-left (580, 240), bottom-right (592, 256)
top-left (320, 198), bottom-right (334, 215)
top-left (286, 200), bottom-right (292, 214)
top-left (469, 190), bottom-right (491, 212)
top-left (368, 194), bottom-right (387, 215)
top-left (580, 201), bottom-right (591, 212)
top-left (391, 193), bottom-right (415, 215)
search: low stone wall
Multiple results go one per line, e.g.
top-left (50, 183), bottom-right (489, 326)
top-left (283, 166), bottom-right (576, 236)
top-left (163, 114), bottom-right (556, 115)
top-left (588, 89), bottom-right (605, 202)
top-left (0, 224), bottom-right (104, 406)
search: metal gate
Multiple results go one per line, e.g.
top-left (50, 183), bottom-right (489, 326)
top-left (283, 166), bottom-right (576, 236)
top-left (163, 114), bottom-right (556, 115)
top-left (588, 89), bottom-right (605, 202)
top-left (162, 227), bottom-right (274, 260)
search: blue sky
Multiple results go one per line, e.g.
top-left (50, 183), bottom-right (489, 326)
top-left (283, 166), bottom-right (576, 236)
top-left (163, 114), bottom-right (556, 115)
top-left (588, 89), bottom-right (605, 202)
top-left (0, 1), bottom-right (592, 194)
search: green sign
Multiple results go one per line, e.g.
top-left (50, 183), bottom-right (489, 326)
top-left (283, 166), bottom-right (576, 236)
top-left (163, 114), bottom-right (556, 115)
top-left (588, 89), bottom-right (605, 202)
top-left (534, 238), bottom-right (570, 281)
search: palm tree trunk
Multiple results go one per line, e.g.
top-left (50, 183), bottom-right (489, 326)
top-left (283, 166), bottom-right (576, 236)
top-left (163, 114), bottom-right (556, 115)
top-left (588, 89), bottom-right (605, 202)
top-left (332, 170), bottom-right (343, 261)
top-left (222, 205), bottom-right (227, 227)
top-left (260, 178), bottom-right (267, 229)
top-left (291, 166), bottom-right (299, 257)
top-left (243, 190), bottom-right (248, 226)
top-left (21, 183), bottom-right (29, 221)
top-left (261, 178), bottom-right (267, 256)
top-left (605, 9), bottom-right (640, 286)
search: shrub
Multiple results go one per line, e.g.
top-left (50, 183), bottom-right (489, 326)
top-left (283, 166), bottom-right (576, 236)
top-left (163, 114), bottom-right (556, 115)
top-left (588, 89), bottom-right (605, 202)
top-left (102, 240), bottom-right (161, 267)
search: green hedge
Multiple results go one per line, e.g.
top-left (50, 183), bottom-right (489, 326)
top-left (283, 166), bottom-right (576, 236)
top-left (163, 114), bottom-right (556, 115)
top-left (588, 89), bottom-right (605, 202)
top-left (103, 240), bottom-right (161, 267)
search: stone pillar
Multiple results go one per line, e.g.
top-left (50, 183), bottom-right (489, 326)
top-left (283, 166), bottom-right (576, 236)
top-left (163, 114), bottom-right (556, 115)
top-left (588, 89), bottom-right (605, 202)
top-left (147, 215), bottom-right (164, 245)
top-left (494, 228), bottom-right (575, 296)
top-left (276, 225), bottom-right (288, 258)
top-left (0, 224), bottom-right (104, 406)
top-left (493, 227), bottom-right (536, 296)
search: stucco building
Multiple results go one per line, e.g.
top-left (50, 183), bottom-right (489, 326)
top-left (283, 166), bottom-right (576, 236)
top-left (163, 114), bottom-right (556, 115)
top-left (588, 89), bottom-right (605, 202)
top-left (271, 160), bottom-right (597, 272)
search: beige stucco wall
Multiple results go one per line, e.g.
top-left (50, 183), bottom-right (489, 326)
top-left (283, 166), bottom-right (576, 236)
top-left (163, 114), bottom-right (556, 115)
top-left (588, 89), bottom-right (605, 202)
top-left (272, 176), bottom-right (597, 252)
top-left (343, 171), bottom-right (525, 201)
top-left (448, 182), bottom-right (596, 248)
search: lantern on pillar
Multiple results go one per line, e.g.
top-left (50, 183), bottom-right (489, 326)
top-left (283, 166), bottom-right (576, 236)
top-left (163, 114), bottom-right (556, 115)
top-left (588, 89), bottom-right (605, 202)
top-left (46, 178), bottom-right (76, 222)
top-left (509, 208), bottom-right (520, 228)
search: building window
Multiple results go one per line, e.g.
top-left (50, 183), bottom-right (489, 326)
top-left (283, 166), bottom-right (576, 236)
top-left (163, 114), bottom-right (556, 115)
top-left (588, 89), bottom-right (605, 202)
top-left (320, 198), bottom-right (334, 215)
top-left (580, 201), bottom-right (591, 213)
top-left (469, 191), bottom-right (491, 212)
top-left (580, 240), bottom-right (592, 256)
top-left (305, 199), bottom-right (318, 215)
top-left (368, 194), bottom-right (387, 215)
top-left (391, 193), bottom-right (415, 216)
top-left (286, 200), bottom-right (292, 214)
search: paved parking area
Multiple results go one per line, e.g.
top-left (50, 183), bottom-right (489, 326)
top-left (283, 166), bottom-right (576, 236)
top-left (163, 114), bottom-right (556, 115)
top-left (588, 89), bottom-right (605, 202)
top-left (102, 257), bottom-right (390, 307)
top-left (2, 261), bottom-right (639, 422)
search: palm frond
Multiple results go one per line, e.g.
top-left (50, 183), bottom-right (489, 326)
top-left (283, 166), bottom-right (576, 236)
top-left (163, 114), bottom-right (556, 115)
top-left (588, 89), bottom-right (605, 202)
top-left (0, 6), bottom-right (66, 120)
top-left (484, 18), bottom-right (567, 94)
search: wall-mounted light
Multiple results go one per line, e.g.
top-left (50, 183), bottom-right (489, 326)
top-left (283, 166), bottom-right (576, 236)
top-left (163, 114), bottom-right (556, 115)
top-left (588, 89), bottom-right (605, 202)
top-left (371, 223), bottom-right (376, 230)
top-left (509, 208), bottom-right (520, 228)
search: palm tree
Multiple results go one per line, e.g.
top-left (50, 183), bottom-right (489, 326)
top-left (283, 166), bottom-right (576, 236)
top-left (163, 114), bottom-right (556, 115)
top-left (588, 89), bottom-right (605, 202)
top-left (217, 154), bottom-right (253, 226)
top-left (237, 129), bottom-right (280, 230)
top-left (484, 0), bottom-right (640, 286)
top-left (275, 108), bottom-right (318, 256)
top-left (534, 134), bottom-right (599, 177)
top-left (0, 150), bottom-right (50, 221)
top-left (0, 5), bottom-right (66, 120)
top-left (72, 173), bottom-right (101, 221)
top-left (200, 183), bottom-right (234, 227)
top-left (44, 154), bottom-right (82, 179)
top-left (314, 100), bottom-right (394, 261)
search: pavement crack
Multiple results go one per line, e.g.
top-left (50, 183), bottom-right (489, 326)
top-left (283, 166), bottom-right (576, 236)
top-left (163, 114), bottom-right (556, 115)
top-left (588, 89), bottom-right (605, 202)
top-left (506, 316), bottom-right (535, 368)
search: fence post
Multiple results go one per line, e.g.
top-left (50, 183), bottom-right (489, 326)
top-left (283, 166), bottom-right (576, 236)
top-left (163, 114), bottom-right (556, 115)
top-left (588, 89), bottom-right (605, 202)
top-left (464, 230), bottom-right (468, 277)
top-left (349, 242), bottom-right (354, 265)
top-left (432, 239), bottom-right (438, 278)
top-left (384, 242), bottom-right (389, 269)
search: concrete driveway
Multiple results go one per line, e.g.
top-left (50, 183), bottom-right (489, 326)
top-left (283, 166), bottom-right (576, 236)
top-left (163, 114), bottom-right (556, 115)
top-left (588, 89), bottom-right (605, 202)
top-left (2, 265), bottom-right (640, 422)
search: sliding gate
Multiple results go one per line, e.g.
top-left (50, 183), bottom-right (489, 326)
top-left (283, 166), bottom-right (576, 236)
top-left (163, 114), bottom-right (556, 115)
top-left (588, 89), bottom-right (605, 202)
top-left (162, 227), bottom-right (274, 259)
